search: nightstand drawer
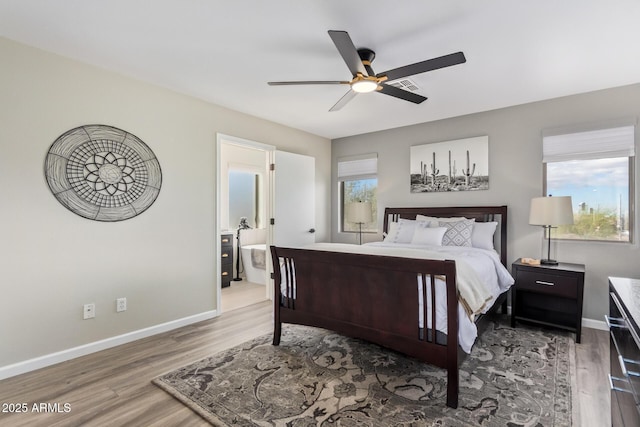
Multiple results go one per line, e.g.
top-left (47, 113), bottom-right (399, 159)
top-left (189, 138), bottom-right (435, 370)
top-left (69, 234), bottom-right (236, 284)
top-left (516, 270), bottom-right (578, 298)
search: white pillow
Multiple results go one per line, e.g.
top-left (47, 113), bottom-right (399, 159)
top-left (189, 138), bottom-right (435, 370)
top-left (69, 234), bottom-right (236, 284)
top-left (411, 226), bottom-right (447, 246)
top-left (416, 215), bottom-right (468, 225)
top-left (384, 221), bottom-right (398, 241)
top-left (471, 221), bottom-right (498, 250)
top-left (384, 219), bottom-right (418, 243)
top-left (439, 219), bottom-right (475, 247)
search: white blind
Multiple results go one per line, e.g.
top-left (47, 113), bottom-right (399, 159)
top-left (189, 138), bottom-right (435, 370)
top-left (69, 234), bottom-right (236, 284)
top-left (543, 125), bottom-right (635, 163)
top-left (337, 153), bottom-right (377, 181)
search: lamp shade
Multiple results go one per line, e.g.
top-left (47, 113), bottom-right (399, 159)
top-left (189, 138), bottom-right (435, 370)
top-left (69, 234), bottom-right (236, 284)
top-left (347, 201), bottom-right (372, 224)
top-left (529, 196), bottom-right (574, 226)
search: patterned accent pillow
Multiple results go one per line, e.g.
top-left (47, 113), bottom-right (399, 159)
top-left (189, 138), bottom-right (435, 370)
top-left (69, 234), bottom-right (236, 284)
top-left (384, 219), bottom-right (415, 243)
top-left (439, 219), bottom-right (475, 246)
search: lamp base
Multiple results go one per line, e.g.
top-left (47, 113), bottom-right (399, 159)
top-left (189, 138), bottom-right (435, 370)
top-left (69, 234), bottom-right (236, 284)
top-left (540, 259), bottom-right (559, 266)
top-left (232, 278), bottom-right (242, 281)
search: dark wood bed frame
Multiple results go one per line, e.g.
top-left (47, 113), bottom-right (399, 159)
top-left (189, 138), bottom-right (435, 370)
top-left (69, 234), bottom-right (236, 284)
top-left (270, 205), bottom-right (508, 408)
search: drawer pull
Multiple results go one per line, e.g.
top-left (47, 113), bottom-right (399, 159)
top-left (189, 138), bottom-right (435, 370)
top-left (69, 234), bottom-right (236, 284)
top-left (618, 355), bottom-right (640, 377)
top-left (609, 374), bottom-right (634, 394)
top-left (619, 355), bottom-right (629, 377)
top-left (222, 253), bottom-right (229, 258)
top-left (222, 272), bottom-right (229, 276)
top-left (535, 280), bottom-right (555, 286)
top-left (605, 315), bottom-right (628, 329)
top-left (610, 292), bottom-right (640, 348)
top-left (222, 238), bottom-right (230, 243)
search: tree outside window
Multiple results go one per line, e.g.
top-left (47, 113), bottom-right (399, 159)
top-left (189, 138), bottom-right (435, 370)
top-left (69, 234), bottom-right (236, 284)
top-left (546, 158), bottom-right (630, 241)
top-left (337, 153), bottom-right (378, 233)
top-left (341, 178), bottom-right (377, 232)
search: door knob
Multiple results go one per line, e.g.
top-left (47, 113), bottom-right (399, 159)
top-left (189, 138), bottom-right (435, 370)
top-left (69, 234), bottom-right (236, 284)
top-left (308, 228), bottom-right (316, 233)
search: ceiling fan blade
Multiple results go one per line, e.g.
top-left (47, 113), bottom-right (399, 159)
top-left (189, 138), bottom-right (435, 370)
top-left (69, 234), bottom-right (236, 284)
top-left (378, 83), bottom-right (427, 104)
top-left (328, 30), bottom-right (368, 77)
top-left (268, 80), bottom-right (350, 86)
top-left (329, 90), bottom-right (358, 112)
top-left (378, 52), bottom-right (466, 82)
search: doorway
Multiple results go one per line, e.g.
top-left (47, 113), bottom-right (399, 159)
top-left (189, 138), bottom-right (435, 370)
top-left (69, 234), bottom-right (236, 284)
top-left (216, 134), bottom-right (273, 313)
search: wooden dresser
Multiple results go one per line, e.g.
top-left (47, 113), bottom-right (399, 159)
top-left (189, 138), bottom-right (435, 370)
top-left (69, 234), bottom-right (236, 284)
top-left (608, 277), bottom-right (640, 426)
top-left (220, 233), bottom-right (234, 288)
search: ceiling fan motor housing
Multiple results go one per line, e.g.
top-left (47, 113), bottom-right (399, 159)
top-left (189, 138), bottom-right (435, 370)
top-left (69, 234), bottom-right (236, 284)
top-left (357, 48), bottom-right (376, 71)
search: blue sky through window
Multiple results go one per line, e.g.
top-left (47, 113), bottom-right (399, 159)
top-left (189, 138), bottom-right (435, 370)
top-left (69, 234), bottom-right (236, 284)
top-left (546, 157), bottom-right (629, 214)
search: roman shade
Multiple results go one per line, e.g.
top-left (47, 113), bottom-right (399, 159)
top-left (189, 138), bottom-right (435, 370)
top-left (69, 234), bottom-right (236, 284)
top-left (337, 153), bottom-right (378, 181)
top-left (543, 125), bottom-right (635, 163)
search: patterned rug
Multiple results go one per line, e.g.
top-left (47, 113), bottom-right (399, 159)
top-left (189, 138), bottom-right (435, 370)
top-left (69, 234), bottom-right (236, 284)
top-left (153, 319), bottom-right (576, 426)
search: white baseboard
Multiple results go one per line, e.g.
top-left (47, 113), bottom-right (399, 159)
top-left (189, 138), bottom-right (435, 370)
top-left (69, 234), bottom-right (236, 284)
top-left (0, 309), bottom-right (607, 381)
top-left (582, 317), bottom-right (608, 331)
top-left (0, 310), bottom-right (218, 381)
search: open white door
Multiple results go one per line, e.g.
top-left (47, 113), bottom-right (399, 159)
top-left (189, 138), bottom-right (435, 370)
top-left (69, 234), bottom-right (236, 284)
top-left (262, 150), bottom-right (315, 304)
top-left (272, 151), bottom-right (316, 247)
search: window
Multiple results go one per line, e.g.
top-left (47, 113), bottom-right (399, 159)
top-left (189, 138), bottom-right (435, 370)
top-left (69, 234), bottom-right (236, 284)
top-left (338, 154), bottom-right (378, 233)
top-left (543, 125), bottom-right (635, 242)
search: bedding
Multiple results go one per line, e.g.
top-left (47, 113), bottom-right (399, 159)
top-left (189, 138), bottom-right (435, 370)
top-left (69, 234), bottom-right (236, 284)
top-left (438, 219), bottom-right (474, 246)
top-left (281, 241), bottom-right (513, 353)
top-left (386, 216), bottom-right (499, 249)
top-left (384, 218), bottom-right (419, 243)
top-left (410, 226), bottom-right (447, 246)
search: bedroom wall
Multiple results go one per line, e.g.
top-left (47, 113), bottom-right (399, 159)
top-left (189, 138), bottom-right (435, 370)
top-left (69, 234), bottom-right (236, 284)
top-left (0, 37), bottom-right (330, 370)
top-left (331, 83), bottom-right (640, 324)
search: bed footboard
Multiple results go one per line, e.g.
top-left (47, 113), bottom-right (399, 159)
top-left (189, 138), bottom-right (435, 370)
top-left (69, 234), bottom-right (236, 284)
top-left (270, 245), bottom-right (461, 408)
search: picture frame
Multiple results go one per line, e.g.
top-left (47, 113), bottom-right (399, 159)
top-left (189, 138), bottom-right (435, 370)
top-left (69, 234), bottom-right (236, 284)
top-left (410, 136), bottom-right (489, 193)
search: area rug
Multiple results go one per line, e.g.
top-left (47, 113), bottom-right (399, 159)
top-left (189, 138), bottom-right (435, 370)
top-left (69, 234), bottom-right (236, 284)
top-left (153, 319), bottom-right (575, 426)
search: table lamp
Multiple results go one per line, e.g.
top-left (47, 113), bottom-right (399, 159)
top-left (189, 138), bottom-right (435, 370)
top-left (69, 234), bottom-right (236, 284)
top-left (529, 195), bottom-right (574, 265)
top-left (347, 201), bottom-right (372, 245)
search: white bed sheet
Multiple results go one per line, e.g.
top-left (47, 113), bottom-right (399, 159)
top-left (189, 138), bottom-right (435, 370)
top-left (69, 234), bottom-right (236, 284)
top-left (278, 242), bottom-right (514, 353)
top-left (367, 242), bottom-right (514, 353)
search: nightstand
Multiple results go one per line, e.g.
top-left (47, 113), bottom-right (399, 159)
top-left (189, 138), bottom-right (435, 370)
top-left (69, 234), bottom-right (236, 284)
top-left (511, 258), bottom-right (585, 343)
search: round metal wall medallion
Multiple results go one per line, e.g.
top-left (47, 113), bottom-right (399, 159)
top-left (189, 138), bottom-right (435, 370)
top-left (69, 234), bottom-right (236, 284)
top-left (45, 124), bottom-right (162, 221)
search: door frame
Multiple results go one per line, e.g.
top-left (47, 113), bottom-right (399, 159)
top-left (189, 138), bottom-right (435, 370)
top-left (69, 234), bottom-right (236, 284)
top-left (216, 133), bottom-right (275, 315)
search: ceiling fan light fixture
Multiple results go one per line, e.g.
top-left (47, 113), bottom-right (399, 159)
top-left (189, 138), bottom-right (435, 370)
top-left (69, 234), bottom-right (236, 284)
top-left (351, 76), bottom-right (379, 93)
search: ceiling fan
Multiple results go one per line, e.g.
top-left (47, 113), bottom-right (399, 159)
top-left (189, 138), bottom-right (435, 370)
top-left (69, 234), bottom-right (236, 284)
top-left (268, 30), bottom-right (466, 112)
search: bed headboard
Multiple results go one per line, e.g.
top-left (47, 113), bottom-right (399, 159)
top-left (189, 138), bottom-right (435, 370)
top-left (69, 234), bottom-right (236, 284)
top-left (383, 206), bottom-right (508, 267)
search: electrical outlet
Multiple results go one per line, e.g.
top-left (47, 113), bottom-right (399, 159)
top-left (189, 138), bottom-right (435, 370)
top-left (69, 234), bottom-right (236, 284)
top-left (116, 297), bottom-right (127, 312)
top-left (83, 303), bottom-right (95, 320)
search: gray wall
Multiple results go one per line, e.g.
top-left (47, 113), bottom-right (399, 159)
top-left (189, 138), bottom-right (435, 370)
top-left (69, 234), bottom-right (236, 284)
top-left (0, 37), bottom-right (331, 369)
top-left (332, 83), bottom-right (640, 323)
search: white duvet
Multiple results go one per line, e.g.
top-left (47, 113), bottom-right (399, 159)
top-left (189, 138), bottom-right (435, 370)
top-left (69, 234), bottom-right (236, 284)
top-left (279, 242), bottom-right (514, 353)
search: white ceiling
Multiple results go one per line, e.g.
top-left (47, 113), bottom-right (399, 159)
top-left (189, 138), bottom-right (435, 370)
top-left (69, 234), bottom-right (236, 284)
top-left (2, 0), bottom-right (640, 139)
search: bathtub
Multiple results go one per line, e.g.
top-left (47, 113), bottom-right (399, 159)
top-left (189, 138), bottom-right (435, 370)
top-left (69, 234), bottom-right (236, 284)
top-left (241, 243), bottom-right (266, 285)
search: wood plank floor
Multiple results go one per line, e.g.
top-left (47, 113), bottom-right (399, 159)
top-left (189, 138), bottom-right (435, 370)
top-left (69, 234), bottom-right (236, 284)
top-left (0, 303), bottom-right (609, 426)
top-left (574, 327), bottom-right (610, 427)
top-left (0, 301), bottom-right (273, 427)
top-left (221, 280), bottom-right (268, 313)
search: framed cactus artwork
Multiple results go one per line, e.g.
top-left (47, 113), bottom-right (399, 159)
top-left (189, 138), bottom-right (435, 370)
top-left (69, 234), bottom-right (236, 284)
top-left (410, 136), bottom-right (489, 193)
